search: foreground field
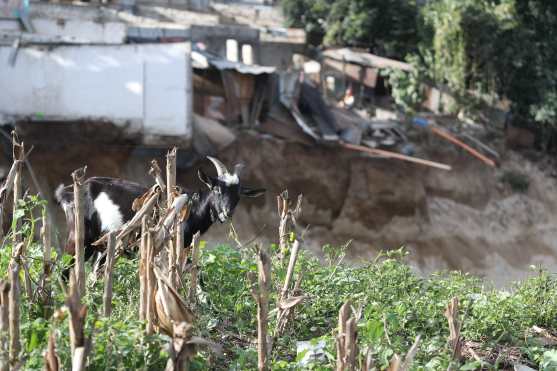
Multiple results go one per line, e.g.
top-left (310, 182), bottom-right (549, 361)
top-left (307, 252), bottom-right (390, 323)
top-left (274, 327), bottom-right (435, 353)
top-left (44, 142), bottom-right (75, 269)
top-left (1, 138), bottom-right (556, 370)
top-left (3, 197), bottom-right (557, 370)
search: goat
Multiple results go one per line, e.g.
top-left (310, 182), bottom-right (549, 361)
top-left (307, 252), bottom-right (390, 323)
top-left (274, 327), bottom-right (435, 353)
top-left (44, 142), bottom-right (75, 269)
top-left (55, 157), bottom-right (265, 267)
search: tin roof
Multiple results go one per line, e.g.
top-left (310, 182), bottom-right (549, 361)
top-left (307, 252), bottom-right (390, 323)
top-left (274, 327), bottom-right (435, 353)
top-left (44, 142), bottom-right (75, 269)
top-left (192, 48), bottom-right (275, 75)
top-left (322, 48), bottom-right (413, 72)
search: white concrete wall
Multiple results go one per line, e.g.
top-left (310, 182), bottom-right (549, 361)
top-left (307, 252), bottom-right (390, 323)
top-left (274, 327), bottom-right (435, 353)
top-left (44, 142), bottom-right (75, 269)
top-left (0, 43), bottom-right (192, 139)
top-left (0, 19), bottom-right (126, 44)
top-left (32, 19), bottom-right (126, 44)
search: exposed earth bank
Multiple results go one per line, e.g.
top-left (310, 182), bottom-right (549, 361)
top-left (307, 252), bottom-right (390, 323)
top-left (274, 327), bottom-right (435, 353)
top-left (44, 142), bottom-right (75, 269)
top-left (3, 124), bottom-right (557, 287)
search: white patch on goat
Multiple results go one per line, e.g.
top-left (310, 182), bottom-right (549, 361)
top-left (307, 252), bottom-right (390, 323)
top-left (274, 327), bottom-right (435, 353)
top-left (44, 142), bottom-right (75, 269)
top-left (93, 192), bottom-right (124, 232)
top-left (219, 173), bottom-right (239, 185)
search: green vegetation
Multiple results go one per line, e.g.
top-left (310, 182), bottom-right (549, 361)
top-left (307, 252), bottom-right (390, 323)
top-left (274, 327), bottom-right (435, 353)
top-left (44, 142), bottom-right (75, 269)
top-left (500, 170), bottom-right (530, 193)
top-left (281, 0), bottom-right (419, 58)
top-left (2, 196), bottom-right (168, 370)
top-left (4, 196), bottom-right (557, 369)
top-left (281, 0), bottom-right (557, 151)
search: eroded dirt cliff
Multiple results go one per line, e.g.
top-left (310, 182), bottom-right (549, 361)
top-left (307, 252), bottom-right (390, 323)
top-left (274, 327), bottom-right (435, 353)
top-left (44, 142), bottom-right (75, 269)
top-left (181, 134), bottom-right (557, 287)
top-left (4, 124), bottom-right (557, 287)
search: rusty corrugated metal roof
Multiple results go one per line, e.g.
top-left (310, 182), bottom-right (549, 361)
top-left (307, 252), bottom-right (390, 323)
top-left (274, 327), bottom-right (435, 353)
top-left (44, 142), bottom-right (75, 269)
top-left (192, 49), bottom-right (275, 75)
top-left (322, 48), bottom-right (413, 72)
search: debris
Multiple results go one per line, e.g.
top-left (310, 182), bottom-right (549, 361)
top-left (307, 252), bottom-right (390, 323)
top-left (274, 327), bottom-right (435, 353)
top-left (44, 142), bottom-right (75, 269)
top-left (278, 72), bottom-right (320, 140)
top-left (340, 142), bottom-right (452, 171)
top-left (530, 325), bottom-right (557, 346)
top-left (193, 48), bottom-right (275, 128)
top-left (258, 115), bottom-right (315, 145)
top-left (339, 127), bottom-right (362, 145)
top-left (413, 117), bottom-right (496, 167)
top-left (462, 133), bottom-right (500, 159)
top-left (297, 340), bottom-right (326, 367)
top-left (193, 114), bottom-right (237, 152)
top-left (514, 364), bottom-right (536, 371)
top-left (298, 81), bottom-right (339, 141)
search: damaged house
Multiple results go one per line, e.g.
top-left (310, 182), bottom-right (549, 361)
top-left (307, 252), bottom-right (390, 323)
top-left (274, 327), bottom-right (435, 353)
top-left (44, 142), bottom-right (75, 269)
top-left (0, 0), bottom-right (305, 147)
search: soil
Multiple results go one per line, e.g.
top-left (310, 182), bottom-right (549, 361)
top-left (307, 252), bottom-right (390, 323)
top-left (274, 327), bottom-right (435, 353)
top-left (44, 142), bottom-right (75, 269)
top-left (3, 122), bottom-right (557, 287)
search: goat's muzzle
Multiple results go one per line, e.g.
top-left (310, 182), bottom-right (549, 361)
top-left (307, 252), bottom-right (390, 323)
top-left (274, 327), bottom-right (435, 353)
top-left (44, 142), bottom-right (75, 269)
top-left (217, 211), bottom-right (229, 223)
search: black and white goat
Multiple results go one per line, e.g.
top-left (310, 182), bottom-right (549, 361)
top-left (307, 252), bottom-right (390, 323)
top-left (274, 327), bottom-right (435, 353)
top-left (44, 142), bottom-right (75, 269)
top-left (55, 157), bottom-right (265, 263)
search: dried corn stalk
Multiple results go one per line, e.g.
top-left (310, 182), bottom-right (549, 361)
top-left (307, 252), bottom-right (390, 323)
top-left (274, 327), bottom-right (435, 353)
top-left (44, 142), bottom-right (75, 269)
top-left (66, 273), bottom-right (91, 371)
top-left (336, 301), bottom-right (357, 371)
top-left (44, 333), bottom-right (60, 371)
top-left (71, 166), bottom-right (87, 296)
top-left (276, 239), bottom-right (306, 336)
top-left (249, 244), bottom-right (271, 371)
top-left (153, 267), bottom-right (194, 336)
top-left (102, 232), bottom-right (116, 317)
top-left (0, 281), bottom-right (10, 371)
top-left (277, 192), bottom-right (303, 264)
top-left (9, 243), bottom-right (24, 365)
top-left (188, 232), bottom-right (200, 306)
top-left (445, 297), bottom-right (462, 361)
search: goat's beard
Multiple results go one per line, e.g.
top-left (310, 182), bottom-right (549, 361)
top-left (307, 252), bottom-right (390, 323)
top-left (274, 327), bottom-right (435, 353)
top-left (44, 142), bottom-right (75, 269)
top-left (210, 208), bottom-right (228, 223)
top-left (217, 211), bottom-right (228, 223)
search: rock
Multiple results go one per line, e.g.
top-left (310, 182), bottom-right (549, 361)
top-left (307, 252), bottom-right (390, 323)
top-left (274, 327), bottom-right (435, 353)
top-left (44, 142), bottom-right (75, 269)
top-left (514, 363), bottom-right (536, 371)
top-left (193, 114), bottom-right (236, 152)
top-left (297, 340), bottom-right (326, 367)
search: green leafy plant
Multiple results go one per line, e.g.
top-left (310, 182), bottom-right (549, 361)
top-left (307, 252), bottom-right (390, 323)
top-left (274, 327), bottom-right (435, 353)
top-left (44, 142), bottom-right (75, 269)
top-left (4, 194), bottom-right (557, 369)
top-left (501, 170), bottom-right (530, 193)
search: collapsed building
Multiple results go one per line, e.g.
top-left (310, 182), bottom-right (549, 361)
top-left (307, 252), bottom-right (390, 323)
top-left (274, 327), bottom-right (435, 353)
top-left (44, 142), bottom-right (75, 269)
top-left (0, 0), bottom-right (502, 176)
top-left (0, 0), bottom-right (305, 148)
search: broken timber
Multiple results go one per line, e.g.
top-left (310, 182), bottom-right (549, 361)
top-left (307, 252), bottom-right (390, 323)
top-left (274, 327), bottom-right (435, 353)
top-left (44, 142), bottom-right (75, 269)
top-left (412, 117), bottom-right (496, 167)
top-left (340, 142), bottom-right (452, 171)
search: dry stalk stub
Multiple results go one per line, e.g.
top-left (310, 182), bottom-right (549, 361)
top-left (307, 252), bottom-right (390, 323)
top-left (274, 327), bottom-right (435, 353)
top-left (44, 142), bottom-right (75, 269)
top-left (0, 282), bottom-right (10, 371)
top-left (445, 297), bottom-right (462, 363)
top-left (102, 232), bottom-right (116, 317)
top-left (71, 166), bottom-right (87, 296)
top-left (249, 244), bottom-right (271, 371)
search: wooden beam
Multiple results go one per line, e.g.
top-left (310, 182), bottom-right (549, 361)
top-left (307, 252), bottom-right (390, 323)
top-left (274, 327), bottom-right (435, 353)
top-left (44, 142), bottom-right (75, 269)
top-left (340, 142), bottom-right (452, 171)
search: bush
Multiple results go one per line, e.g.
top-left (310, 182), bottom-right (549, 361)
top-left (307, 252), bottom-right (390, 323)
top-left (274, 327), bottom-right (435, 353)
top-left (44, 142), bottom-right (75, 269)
top-left (501, 170), bottom-right (530, 193)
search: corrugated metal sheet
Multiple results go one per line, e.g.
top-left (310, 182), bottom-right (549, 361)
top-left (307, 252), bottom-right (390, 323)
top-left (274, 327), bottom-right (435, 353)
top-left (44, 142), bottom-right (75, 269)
top-left (323, 48), bottom-right (413, 72)
top-left (192, 49), bottom-right (275, 74)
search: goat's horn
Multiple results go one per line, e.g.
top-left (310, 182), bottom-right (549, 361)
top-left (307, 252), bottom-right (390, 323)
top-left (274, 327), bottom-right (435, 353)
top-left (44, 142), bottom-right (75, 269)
top-left (233, 163), bottom-right (245, 176)
top-left (207, 156), bottom-right (230, 178)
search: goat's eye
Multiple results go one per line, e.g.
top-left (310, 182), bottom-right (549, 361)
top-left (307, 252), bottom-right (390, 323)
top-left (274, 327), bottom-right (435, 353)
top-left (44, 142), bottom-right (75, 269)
top-left (213, 187), bottom-right (221, 194)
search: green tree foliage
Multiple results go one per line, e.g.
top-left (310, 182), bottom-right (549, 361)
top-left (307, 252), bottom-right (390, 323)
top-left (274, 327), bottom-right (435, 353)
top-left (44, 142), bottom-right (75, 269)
top-left (281, 0), bottom-right (330, 46)
top-left (422, 0), bottom-right (557, 148)
top-left (281, 0), bottom-right (557, 150)
top-left (281, 0), bottom-right (419, 59)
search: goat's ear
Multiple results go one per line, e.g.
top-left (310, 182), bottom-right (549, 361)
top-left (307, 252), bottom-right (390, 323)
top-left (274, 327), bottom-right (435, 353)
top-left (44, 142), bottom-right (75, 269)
top-left (240, 186), bottom-right (266, 198)
top-left (198, 169), bottom-right (213, 189)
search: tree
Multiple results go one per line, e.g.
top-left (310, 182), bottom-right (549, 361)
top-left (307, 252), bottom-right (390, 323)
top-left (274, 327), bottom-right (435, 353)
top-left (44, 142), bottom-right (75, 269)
top-left (281, 0), bottom-right (420, 59)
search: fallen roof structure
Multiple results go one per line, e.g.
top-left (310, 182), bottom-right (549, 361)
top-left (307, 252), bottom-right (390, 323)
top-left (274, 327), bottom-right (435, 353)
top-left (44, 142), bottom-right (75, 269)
top-left (192, 48), bottom-right (275, 74)
top-left (192, 48), bottom-right (275, 128)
